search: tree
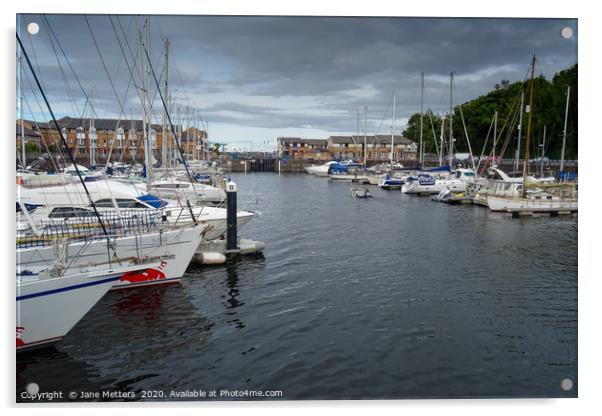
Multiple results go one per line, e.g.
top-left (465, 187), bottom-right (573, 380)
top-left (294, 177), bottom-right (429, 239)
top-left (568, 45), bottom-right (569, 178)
top-left (404, 64), bottom-right (577, 161)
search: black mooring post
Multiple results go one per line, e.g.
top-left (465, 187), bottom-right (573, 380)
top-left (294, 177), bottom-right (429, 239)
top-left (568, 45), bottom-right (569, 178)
top-left (226, 180), bottom-right (238, 252)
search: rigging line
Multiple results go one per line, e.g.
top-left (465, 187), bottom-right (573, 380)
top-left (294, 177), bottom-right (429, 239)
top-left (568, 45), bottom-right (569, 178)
top-left (84, 15), bottom-right (134, 125)
top-left (21, 55), bottom-right (95, 215)
top-left (109, 16), bottom-right (167, 168)
top-left (21, 91), bottom-right (64, 177)
top-left (25, 22), bottom-right (47, 93)
top-left (373, 93), bottom-right (393, 137)
top-left (20, 66), bottom-right (72, 172)
top-left (41, 15), bottom-right (99, 120)
top-left (85, 16), bottom-right (146, 168)
top-left (105, 62), bottom-right (136, 166)
top-left (451, 78), bottom-right (476, 171)
top-left (427, 111), bottom-right (440, 162)
top-left (476, 114), bottom-right (495, 175)
top-left (40, 18), bottom-right (79, 118)
top-left (110, 16), bottom-right (160, 129)
top-left (40, 19), bottom-right (92, 128)
top-left (485, 86), bottom-right (522, 164)
top-left (114, 15), bottom-right (166, 106)
top-left (497, 97), bottom-right (522, 160)
top-left (17, 33), bottom-right (111, 239)
top-left (140, 40), bottom-right (198, 225)
top-left (495, 84), bottom-right (526, 161)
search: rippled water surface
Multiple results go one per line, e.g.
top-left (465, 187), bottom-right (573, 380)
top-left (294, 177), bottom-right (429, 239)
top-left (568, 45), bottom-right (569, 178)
top-left (17, 173), bottom-right (578, 400)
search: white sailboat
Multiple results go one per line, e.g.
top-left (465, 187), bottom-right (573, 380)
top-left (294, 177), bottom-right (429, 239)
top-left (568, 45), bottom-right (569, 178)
top-left (484, 56), bottom-right (577, 214)
top-left (16, 259), bottom-right (162, 351)
top-left (487, 183), bottom-right (577, 213)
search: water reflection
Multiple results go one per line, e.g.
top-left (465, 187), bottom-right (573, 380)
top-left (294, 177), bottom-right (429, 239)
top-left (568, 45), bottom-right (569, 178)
top-left (17, 347), bottom-right (105, 402)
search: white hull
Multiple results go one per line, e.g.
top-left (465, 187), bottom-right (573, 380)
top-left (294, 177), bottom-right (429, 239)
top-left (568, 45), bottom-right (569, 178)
top-left (17, 225), bottom-right (205, 290)
top-left (328, 174), bottom-right (368, 181)
top-left (176, 207), bottom-right (256, 241)
top-left (487, 195), bottom-right (578, 213)
top-left (17, 172), bottom-right (78, 188)
top-left (17, 180), bottom-right (255, 242)
top-left (401, 182), bottom-right (443, 195)
top-left (365, 175), bottom-right (381, 185)
top-left (16, 267), bottom-right (129, 350)
top-left (145, 182), bottom-right (226, 204)
top-left (438, 179), bottom-right (468, 193)
top-left (306, 162), bottom-right (336, 176)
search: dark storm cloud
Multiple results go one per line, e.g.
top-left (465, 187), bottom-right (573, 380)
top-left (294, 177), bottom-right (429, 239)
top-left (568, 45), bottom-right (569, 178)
top-left (17, 14), bottom-right (577, 139)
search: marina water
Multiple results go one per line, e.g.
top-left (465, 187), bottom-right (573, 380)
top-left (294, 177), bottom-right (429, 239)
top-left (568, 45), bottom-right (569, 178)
top-left (17, 173), bottom-right (577, 400)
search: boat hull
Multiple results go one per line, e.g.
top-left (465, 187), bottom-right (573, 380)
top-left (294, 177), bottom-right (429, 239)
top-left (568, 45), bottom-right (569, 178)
top-left (401, 183), bottom-right (443, 195)
top-left (487, 196), bottom-right (578, 213)
top-left (16, 269), bottom-right (122, 351)
top-left (17, 225), bottom-right (205, 290)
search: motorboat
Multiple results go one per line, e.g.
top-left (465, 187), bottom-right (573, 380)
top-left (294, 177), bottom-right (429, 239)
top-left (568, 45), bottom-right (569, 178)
top-left (378, 173), bottom-right (406, 189)
top-left (305, 161), bottom-right (338, 176)
top-left (144, 178), bottom-right (226, 205)
top-left (328, 161), bottom-right (367, 181)
top-left (401, 174), bottom-right (443, 195)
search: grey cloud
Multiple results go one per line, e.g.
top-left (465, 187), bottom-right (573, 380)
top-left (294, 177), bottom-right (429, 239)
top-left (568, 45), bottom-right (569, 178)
top-left (17, 14), bottom-right (577, 139)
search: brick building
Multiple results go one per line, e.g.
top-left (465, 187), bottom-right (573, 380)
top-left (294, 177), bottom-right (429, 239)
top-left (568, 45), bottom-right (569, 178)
top-left (16, 116), bottom-right (209, 166)
top-left (277, 135), bottom-right (417, 161)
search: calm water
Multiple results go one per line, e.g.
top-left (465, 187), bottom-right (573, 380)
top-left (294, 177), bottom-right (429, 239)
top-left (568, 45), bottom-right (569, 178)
top-left (16, 173), bottom-right (578, 400)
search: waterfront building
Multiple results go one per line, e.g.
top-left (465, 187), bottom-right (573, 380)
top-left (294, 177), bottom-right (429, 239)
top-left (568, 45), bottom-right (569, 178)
top-left (277, 137), bottom-right (330, 161)
top-left (16, 117), bottom-right (209, 165)
top-left (327, 135), bottom-right (417, 162)
top-left (277, 135), bottom-right (417, 161)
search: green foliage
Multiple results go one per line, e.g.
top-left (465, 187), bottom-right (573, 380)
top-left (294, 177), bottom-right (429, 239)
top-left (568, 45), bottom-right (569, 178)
top-left (403, 64), bottom-right (577, 160)
top-left (24, 142), bottom-right (40, 152)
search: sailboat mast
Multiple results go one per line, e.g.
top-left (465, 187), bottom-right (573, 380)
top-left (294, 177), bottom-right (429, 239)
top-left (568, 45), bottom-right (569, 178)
top-left (419, 72), bottom-right (424, 167)
top-left (439, 116), bottom-right (445, 167)
top-left (162, 38), bottom-right (169, 170)
top-left (559, 85), bottom-right (571, 175)
top-left (492, 110), bottom-right (497, 167)
top-left (540, 124), bottom-right (546, 177)
top-left (18, 16), bottom-right (26, 169)
top-left (390, 92), bottom-right (396, 165)
top-left (522, 55), bottom-right (536, 197)
top-left (364, 106), bottom-right (368, 166)
top-left (89, 88), bottom-right (96, 167)
top-left (448, 72), bottom-right (453, 167)
top-left (514, 92), bottom-right (524, 171)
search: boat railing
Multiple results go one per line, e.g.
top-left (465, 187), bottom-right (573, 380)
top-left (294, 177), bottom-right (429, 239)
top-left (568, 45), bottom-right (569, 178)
top-left (17, 208), bottom-right (172, 248)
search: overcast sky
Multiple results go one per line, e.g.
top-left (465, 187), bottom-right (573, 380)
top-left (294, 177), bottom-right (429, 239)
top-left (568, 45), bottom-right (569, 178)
top-left (17, 14), bottom-right (577, 150)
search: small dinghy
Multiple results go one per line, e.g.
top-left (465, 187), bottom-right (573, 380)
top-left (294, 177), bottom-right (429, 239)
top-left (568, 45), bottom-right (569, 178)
top-left (351, 188), bottom-right (373, 198)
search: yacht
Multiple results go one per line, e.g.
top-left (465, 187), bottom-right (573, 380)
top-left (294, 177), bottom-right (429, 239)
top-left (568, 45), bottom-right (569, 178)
top-left (305, 161), bottom-right (337, 176)
top-left (17, 179), bottom-right (255, 242)
top-left (487, 183), bottom-right (577, 213)
top-left (17, 259), bottom-right (161, 351)
top-left (401, 174), bottom-right (443, 195)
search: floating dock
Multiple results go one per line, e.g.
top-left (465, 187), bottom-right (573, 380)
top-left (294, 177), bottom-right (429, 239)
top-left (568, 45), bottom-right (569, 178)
top-left (193, 238), bottom-right (266, 265)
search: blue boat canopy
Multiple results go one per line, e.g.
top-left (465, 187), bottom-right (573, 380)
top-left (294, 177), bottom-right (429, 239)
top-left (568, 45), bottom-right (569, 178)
top-left (137, 194), bottom-right (168, 208)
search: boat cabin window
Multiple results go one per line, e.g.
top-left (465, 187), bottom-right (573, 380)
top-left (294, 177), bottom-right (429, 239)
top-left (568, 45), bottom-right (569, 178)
top-left (94, 198), bottom-right (149, 208)
top-left (49, 206), bottom-right (95, 218)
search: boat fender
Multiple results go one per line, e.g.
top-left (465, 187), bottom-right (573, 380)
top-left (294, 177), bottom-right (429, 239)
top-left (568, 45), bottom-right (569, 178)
top-left (195, 252), bottom-right (227, 265)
